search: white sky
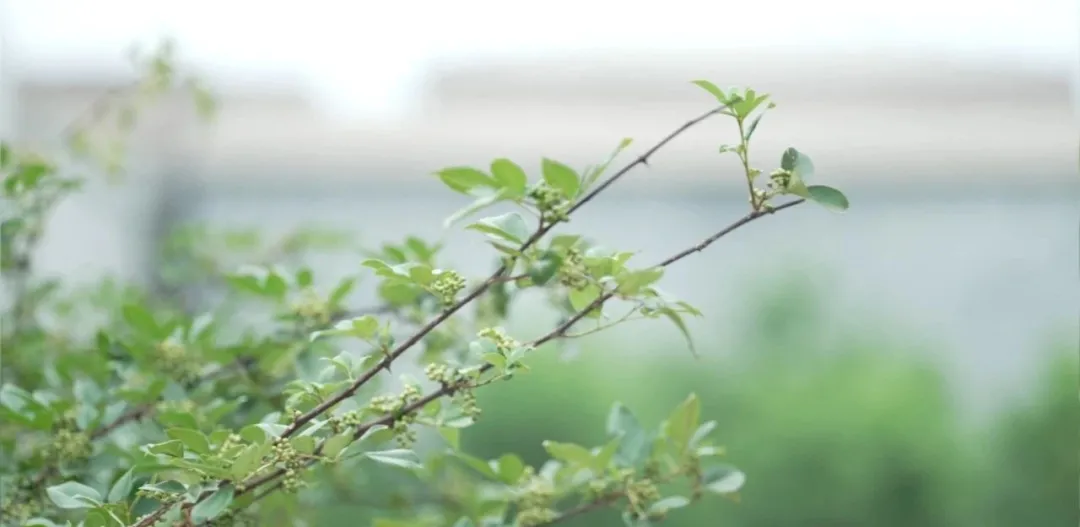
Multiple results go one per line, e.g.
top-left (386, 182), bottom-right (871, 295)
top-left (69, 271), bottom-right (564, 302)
top-left (3, 0), bottom-right (1078, 120)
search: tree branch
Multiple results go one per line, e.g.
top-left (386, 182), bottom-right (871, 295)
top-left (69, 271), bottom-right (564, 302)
top-left (228, 198), bottom-right (805, 508)
top-left (277, 105), bottom-right (730, 439)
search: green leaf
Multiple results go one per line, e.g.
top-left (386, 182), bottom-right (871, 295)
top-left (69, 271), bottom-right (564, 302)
top-left (121, 304), bottom-right (161, 338)
top-left (357, 424), bottom-right (395, 448)
top-left (663, 394), bottom-right (700, 455)
top-left (190, 484), bottom-right (234, 523)
top-left (606, 403), bottom-right (652, 467)
top-left (323, 432), bottom-right (354, 459)
top-left (744, 113), bottom-right (765, 140)
top-left (542, 441), bottom-right (595, 468)
top-left (83, 509), bottom-right (109, 527)
top-left (106, 468), bottom-right (135, 503)
top-left (593, 437), bottom-right (622, 469)
top-left (490, 158), bottom-right (528, 197)
top-left (365, 449), bottom-right (422, 470)
top-left (616, 267), bottom-right (664, 295)
top-left (451, 452), bottom-right (500, 480)
top-left (732, 92), bottom-right (769, 119)
top-left (437, 427), bottom-right (460, 450)
top-left (437, 167), bottom-right (498, 195)
top-left (691, 80), bottom-right (729, 104)
top-left (780, 147), bottom-right (799, 171)
top-left (647, 496), bottom-right (691, 515)
top-left (568, 283), bottom-right (603, 313)
top-left (295, 268), bottom-right (314, 288)
top-left (541, 158), bottom-right (581, 198)
top-left (46, 481), bottom-right (103, 509)
top-left (230, 443), bottom-right (270, 480)
top-left (442, 189), bottom-right (509, 228)
top-left (657, 307), bottom-right (698, 358)
top-left (467, 212), bottom-right (530, 244)
top-left (702, 465), bottom-right (746, 494)
top-left (582, 138), bottom-right (633, 191)
top-left (145, 440), bottom-right (184, 457)
top-left (312, 315), bottom-right (380, 342)
top-left (495, 453), bottom-right (526, 484)
top-left (0, 142), bottom-right (9, 168)
top-left (806, 185), bottom-right (849, 212)
top-left (528, 251), bottom-right (563, 286)
top-left (689, 420), bottom-right (717, 448)
top-left (166, 428), bottom-right (211, 455)
top-left (328, 277), bottom-right (357, 306)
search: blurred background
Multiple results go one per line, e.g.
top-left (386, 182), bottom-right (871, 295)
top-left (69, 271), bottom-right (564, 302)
top-left (2, 0), bottom-right (1078, 525)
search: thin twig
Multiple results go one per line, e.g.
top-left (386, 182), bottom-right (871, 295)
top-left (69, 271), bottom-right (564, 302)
top-left (230, 199), bottom-right (805, 507)
top-left (276, 105), bottom-right (730, 439)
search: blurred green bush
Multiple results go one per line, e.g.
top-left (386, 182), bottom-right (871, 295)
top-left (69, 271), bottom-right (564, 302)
top-left (459, 280), bottom-right (1077, 527)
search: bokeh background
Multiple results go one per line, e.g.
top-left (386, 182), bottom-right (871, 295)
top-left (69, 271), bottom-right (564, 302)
top-left (3, 0), bottom-right (1078, 525)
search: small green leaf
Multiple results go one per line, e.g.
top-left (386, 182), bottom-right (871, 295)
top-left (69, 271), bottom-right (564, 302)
top-left (490, 158), bottom-right (528, 197)
top-left (806, 185), bottom-right (849, 212)
top-left (0, 142), bottom-right (10, 168)
top-left (190, 484), bottom-right (234, 523)
top-left (780, 147), bottom-right (800, 171)
top-left (365, 449), bottom-right (422, 470)
top-left (528, 251), bottom-right (563, 286)
top-left (442, 189), bottom-right (509, 228)
top-left (689, 420), bottom-right (718, 448)
top-left (328, 277), bottom-right (357, 306)
top-left (616, 267), bottom-right (664, 295)
top-left (312, 315), bottom-right (380, 342)
top-left (582, 138), bottom-right (633, 191)
top-left (166, 428), bottom-right (211, 455)
top-left (106, 468), bottom-right (135, 503)
top-left (656, 307), bottom-right (698, 358)
top-left (568, 283), bottom-right (603, 313)
top-left (437, 427), bottom-right (460, 450)
top-left (145, 440), bottom-right (184, 457)
top-left (357, 424), bottom-right (395, 447)
top-left (295, 268), bottom-right (314, 288)
top-left (744, 113), bottom-right (765, 140)
top-left (542, 441), bottom-right (595, 468)
top-left (437, 167), bottom-right (498, 195)
top-left (495, 453), bottom-right (526, 483)
top-left (691, 80), bottom-right (729, 104)
top-left (606, 403), bottom-right (652, 467)
top-left (467, 212), bottom-right (530, 244)
top-left (541, 158), bottom-right (581, 198)
top-left (451, 452), bottom-right (500, 480)
top-left (46, 481), bottom-right (103, 509)
top-left (121, 304), bottom-right (161, 338)
top-left (664, 394), bottom-right (700, 455)
top-left (702, 465), bottom-right (746, 494)
top-left (230, 443), bottom-right (270, 480)
top-left (647, 496), bottom-right (691, 515)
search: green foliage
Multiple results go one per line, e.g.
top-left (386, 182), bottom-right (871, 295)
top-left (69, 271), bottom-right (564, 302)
top-left (0, 42), bottom-right (852, 527)
top-left (463, 282), bottom-right (1076, 527)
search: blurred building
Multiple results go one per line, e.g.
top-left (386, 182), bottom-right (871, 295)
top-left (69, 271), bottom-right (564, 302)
top-left (5, 51), bottom-right (1077, 416)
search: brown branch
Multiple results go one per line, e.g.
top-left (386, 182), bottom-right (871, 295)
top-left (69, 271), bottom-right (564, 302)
top-left (230, 198), bottom-right (805, 507)
top-left (276, 105), bottom-right (730, 439)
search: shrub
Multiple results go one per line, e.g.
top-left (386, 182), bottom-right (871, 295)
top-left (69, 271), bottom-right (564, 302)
top-left (0, 43), bottom-right (850, 527)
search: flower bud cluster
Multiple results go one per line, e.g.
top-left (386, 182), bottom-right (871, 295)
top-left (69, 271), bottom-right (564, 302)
top-left (369, 384), bottom-right (422, 447)
top-left (529, 183), bottom-right (571, 223)
top-left (430, 270), bottom-right (467, 306)
top-left (557, 247), bottom-right (589, 290)
top-left (514, 466), bottom-right (558, 527)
